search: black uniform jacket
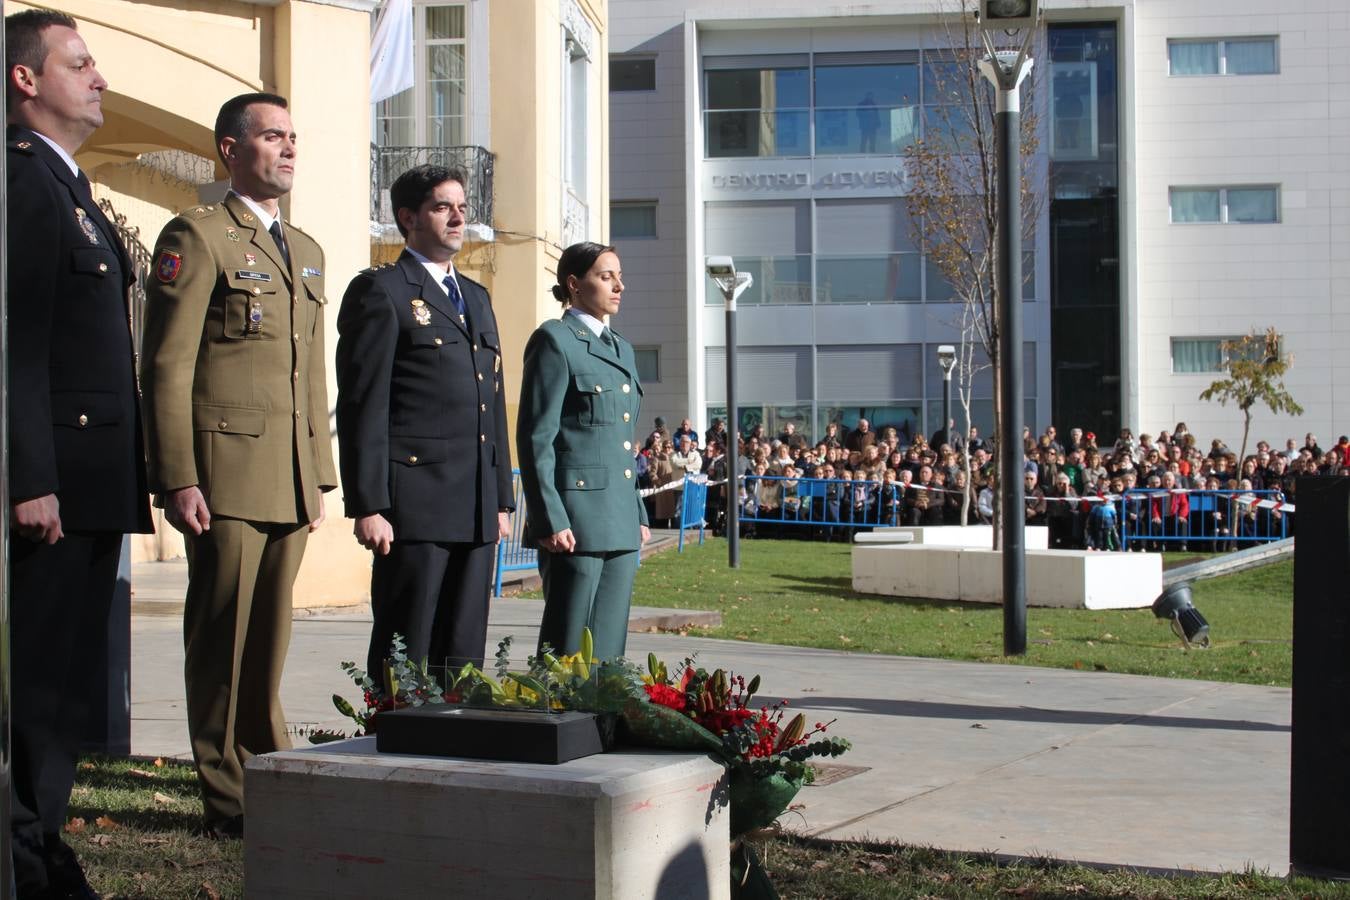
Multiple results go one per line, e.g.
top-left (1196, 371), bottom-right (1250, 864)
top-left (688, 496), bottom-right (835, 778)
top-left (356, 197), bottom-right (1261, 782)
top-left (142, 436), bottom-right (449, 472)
top-left (335, 251), bottom-right (513, 543)
top-left (6, 125), bottom-right (151, 534)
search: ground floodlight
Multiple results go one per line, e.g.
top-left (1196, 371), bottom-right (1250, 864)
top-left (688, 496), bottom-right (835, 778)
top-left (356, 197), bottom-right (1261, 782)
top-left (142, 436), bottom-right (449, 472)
top-left (1152, 583), bottom-right (1210, 649)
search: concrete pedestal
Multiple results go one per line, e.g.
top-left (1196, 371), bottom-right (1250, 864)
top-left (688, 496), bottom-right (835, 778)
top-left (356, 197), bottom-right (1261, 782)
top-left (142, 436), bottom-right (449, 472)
top-left (853, 545), bottom-right (1162, 609)
top-left (244, 737), bottom-right (730, 900)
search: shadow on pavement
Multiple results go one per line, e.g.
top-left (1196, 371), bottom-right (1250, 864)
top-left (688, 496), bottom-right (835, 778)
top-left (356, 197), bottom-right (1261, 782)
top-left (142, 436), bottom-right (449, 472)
top-left (785, 695), bottom-right (1289, 733)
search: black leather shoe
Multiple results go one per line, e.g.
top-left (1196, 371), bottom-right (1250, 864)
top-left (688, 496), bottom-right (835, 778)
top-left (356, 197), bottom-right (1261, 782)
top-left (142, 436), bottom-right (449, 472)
top-left (205, 814), bottom-right (244, 839)
top-left (41, 838), bottom-right (100, 900)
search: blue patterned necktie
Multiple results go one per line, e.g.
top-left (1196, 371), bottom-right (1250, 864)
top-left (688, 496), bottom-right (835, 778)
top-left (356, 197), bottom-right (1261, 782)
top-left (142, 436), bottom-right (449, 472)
top-left (443, 274), bottom-right (467, 322)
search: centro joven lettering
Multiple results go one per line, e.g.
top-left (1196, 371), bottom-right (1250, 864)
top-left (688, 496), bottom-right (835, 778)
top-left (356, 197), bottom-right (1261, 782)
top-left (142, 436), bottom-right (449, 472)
top-left (709, 169), bottom-right (909, 190)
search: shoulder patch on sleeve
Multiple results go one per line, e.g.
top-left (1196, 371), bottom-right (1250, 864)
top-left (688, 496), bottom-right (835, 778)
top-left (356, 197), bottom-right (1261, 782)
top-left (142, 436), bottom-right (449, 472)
top-left (155, 249), bottom-right (182, 283)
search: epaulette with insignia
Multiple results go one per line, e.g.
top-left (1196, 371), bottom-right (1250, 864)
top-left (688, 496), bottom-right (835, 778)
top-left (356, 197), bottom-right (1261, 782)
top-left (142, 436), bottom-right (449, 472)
top-left (180, 204), bottom-right (219, 219)
top-left (8, 139), bottom-right (34, 154)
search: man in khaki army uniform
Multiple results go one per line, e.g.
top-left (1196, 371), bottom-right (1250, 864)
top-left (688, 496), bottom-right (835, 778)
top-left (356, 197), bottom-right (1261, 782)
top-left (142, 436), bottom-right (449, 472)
top-left (140, 92), bottom-right (336, 836)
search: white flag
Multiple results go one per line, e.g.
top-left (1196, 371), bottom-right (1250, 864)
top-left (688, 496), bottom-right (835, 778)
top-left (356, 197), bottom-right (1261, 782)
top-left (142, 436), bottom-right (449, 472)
top-left (370, 0), bottom-right (415, 105)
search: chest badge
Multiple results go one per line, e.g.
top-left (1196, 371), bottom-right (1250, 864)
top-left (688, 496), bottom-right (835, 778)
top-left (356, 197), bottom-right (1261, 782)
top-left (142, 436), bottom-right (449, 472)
top-left (74, 208), bottom-right (100, 246)
top-left (244, 253), bottom-right (256, 266)
top-left (411, 298), bottom-right (432, 326)
top-left (247, 299), bottom-right (264, 335)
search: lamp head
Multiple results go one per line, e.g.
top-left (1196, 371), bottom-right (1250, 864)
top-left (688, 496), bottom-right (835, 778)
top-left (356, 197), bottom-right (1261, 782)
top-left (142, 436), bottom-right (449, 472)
top-left (979, 0), bottom-right (1039, 32)
top-left (1152, 583), bottom-right (1210, 649)
top-left (937, 344), bottom-right (957, 374)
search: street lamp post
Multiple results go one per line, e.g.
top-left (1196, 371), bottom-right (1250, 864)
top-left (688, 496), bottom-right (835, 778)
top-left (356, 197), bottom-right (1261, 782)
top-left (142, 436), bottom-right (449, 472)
top-left (706, 257), bottom-right (754, 569)
top-left (937, 344), bottom-right (956, 447)
top-left (977, 0), bottom-right (1038, 657)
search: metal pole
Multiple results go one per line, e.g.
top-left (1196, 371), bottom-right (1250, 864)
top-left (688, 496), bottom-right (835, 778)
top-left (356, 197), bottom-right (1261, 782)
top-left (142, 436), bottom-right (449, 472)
top-left (725, 294), bottom-right (740, 568)
top-left (997, 77), bottom-right (1027, 657)
top-left (942, 371), bottom-right (952, 447)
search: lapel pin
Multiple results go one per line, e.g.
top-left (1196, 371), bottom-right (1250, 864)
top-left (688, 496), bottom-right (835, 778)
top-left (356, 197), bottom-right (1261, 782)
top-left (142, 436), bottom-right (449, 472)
top-left (226, 227), bottom-right (240, 242)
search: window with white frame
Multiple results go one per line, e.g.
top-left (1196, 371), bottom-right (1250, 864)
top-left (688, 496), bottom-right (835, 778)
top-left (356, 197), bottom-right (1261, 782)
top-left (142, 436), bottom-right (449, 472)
top-left (374, 3), bottom-right (469, 147)
top-left (1170, 186), bottom-right (1279, 224)
top-left (1168, 37), bottom-right (1278, 76)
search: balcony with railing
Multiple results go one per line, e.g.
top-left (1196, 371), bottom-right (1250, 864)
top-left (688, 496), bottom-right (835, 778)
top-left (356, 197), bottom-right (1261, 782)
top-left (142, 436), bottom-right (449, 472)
top-left (370, 143), bottom-right (495, 240)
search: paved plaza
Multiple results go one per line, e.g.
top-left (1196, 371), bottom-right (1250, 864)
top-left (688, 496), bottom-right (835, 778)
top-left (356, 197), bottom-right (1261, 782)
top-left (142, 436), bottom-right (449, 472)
top-left (129, 557), bottom-right (1291, 877)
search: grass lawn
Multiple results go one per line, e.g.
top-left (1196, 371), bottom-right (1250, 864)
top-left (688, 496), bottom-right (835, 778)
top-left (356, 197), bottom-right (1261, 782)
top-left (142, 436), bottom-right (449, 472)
top-left (68, 756), bottom-right (240, 899)
top-left (66, 756), bottom-right (1349, 899)
top-left (761, 835), bottom-right (1350, 899)
top-left (624, 538), bottom-right (1293, 687)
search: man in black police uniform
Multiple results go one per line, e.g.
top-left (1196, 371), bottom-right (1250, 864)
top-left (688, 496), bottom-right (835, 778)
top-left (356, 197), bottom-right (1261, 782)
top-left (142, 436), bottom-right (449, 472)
top-left (336, 164), bottom-right (512, 678)
top-left (6, 10), bottom-right (152, 898)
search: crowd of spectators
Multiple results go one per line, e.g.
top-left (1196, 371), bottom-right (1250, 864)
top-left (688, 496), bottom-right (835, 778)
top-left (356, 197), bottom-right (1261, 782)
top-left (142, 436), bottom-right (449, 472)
top-left (634, 415), bottom-right (1350, 550)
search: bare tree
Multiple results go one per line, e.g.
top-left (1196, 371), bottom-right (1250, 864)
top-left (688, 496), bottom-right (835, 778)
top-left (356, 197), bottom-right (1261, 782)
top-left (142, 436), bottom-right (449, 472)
top-left (905, 0), bottom-right (1044, 547)
top-left (1198, 327), bottom-right (1303, 464)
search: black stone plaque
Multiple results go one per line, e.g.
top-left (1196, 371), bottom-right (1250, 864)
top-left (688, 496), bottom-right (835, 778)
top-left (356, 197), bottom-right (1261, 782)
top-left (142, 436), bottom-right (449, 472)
top-left (374, 706), bottom-right (609, 764)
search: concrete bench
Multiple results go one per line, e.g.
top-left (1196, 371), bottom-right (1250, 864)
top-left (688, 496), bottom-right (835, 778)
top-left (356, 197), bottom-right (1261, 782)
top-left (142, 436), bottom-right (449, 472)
top-left (852, 544), bottom-right (1162, 609)
top-left (245, 737), bottom-right (729, 899)
top-left (852, 531), bottom-right (914, 545)
top-left (868, 525), bottom-right (1049, 549)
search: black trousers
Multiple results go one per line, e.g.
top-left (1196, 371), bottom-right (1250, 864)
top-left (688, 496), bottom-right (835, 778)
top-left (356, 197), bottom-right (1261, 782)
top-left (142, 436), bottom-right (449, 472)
top-left (9, 531), bottom-right (121, 896)
top-left (367, 539), bottom-right (496, 679)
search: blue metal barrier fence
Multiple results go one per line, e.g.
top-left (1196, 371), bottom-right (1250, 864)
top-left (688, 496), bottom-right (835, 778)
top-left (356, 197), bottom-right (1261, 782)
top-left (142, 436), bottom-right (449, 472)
top-left (493, 469), bottom-right (537, 595)
top-left (1118, 488), bottom-right (1290, 550)
top-left (676, 477), bottom-right (708, 551)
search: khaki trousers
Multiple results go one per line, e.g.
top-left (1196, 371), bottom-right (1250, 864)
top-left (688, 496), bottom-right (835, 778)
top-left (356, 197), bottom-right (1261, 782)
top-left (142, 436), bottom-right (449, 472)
top-left (183, 517), bottom-right (308, 824)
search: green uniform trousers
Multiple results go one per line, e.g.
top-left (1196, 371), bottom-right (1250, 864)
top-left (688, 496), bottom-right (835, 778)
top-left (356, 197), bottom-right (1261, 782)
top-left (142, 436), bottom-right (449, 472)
top-left (537, 549), bottom-right (639, 661)
top-left (183, 517), bottom-right (307, 824)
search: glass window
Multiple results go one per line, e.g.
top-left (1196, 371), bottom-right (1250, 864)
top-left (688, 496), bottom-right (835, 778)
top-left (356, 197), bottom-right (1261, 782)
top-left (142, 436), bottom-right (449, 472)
top-left (705, 201), bottom-right (810, 305)
top-left (1170, 186), bottom-right (1278, 224)
top-left (611, 56), bottom-right (655, 92)
top-left (813, 63), bottom-right (920, 155)
top-left (1225, 38), bottom-right (1278, 74)
top-left (1169, 37), bottom-right (1277, 76)
top-left (611, 202), bottom-right (656, 238)
top-left (921, 58), bottom-right (985, 152)
top-left (1167, 40), bottom-right (1219, 76)
top-left (1170, 188), bottom-right (1221, 223)
top-left (375, 3), bottom-right (468, 147)
top-left (816, 200), bottom-right (919, 304)
top-left (634, 346), bottom-right (660, 383)
top-left (705, 65), bottom-right (810, 158)
top-left (1227, 187), bottom-right (1278, 223)
top-left (1172, 335), bottom-right (1274, 373)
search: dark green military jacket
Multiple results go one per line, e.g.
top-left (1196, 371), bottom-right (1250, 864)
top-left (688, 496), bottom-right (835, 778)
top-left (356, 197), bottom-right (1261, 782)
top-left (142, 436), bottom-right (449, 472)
top-left (517, 315), bottom-right (648, 551)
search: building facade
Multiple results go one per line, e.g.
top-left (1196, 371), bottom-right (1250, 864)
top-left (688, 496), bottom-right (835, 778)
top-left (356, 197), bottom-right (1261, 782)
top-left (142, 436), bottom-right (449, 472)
top-left (608, 0), bottom-right (1348, 453)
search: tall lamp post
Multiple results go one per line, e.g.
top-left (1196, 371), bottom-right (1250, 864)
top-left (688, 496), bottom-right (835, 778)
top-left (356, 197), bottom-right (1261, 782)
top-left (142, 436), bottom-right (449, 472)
top-left (937, 344), bottom-right (956, 446)
top-left (706, 256), bottom-right (753, 569)
top-left (977, 0), bottom-right (1038, 657)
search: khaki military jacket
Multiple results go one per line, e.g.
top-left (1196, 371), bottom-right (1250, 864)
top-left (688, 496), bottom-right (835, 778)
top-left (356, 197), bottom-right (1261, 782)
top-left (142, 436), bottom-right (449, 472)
top-left (141, 194), bottom-right (337, 523)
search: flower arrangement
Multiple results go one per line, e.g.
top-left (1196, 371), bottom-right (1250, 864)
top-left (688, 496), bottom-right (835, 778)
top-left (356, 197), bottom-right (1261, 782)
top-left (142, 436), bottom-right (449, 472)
top-left (326, 634), bottom-right (850, 837)
top-left (326, 631), bottom-right (642, 738)
top-left (628, 653), bottom-right (851, 836)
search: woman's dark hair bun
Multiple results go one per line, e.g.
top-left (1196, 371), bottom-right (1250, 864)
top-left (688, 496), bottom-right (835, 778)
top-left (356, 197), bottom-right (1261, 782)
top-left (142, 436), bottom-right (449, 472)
top-left (550, 283), bottom-right (569, 303)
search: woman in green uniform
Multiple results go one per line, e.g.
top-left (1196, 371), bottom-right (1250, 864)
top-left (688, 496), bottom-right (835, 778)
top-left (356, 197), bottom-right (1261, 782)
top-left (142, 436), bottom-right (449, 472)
top-left (517, 242), bottom-right (650, 660)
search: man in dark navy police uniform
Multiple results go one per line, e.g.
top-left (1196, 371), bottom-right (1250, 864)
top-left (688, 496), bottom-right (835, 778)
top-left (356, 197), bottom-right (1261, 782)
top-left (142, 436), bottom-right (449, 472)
top-left (5, 10), bottom-right (152, 898)
top-left (336, 164), bottom-right (513, 678)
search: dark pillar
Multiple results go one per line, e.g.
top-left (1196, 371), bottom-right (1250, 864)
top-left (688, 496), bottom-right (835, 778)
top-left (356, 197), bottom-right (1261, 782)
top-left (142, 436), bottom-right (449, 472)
top-left (1290, 476), bottom-right (1350, 879)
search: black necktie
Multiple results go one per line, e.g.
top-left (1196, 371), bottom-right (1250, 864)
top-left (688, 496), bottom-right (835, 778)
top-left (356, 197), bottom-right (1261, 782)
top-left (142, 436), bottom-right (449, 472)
top-left (269, 220), bottom-right (291, 270)
top-left (75, 170), bottom-right (93, 199)
top-left (443, 275), bottom-right (467, 322)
